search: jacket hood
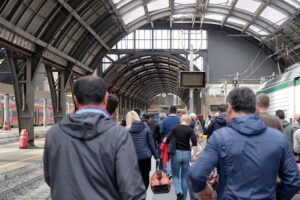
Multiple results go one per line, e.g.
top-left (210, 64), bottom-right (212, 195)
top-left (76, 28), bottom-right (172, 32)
top-left (215, 113), bottom-right (226, 126)
top-left (229, 114), bottom-right (266, 136)
top-left (281, 119), bottom-right (290, 128)
top-left (130, 121), bottom-right (146, 133)
top-left (59, 112), bottom-right (113, 140)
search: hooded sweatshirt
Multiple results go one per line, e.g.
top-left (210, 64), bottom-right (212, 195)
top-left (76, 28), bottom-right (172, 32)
top-left (189, 114), bottom-right (300, 199)
top-left (43, 110), bottom-right (145, 200)
top-left (129, 121), bottom-right (159, 160)
top-left (281, 119), bottom-right (294, 148)
top-left (206, 113), bottom-right (226, 139)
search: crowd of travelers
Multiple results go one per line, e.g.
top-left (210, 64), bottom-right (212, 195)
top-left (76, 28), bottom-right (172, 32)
top-left (43, 75), bottom-right (300, 200)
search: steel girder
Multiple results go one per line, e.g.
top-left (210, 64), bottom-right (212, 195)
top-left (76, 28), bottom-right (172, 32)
top-left (6, 49), bottom-right (42, 145)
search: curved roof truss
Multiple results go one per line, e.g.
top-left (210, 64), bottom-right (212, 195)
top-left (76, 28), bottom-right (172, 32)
top-left (104, 54), bottom-right (194, 103)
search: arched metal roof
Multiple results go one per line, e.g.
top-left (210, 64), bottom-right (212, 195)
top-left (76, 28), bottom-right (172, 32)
top-left (0, 0), bottom-right (299, 104)
top-left (0, 0), bottom-right (299, 74)
top-left (104, 54), bottom-right (193, 103)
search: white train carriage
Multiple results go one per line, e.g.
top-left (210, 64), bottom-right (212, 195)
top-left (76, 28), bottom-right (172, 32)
top-left (257, 63), bottom-right (300, 123)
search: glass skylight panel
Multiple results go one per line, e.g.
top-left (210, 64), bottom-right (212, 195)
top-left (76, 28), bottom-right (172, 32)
top-left (283, 0), bottom-right (300, 8)
top-left (227, 17), bottom-right (247, 26)
top-left (116, 0), bottom-right (132, 8)
top-left (147, 0), bottom-right (169, 12)
top-left (175, 0), bottom-right (196, 5)
top-left (248, 25), bottom-right (269, 35)
top-left (260, 6), bottom-right (288, 26)
top-left (235, 0), bottom-right (261, 13)
top-left (112, 0), bottom-right (122, 4)
top-left (205, 13), bottom-right (225, 21)
top-left (122, 6), bottom-right (145, 25)
top-left (209, 0), bottom-right (231, 5)
top-left (172, 14), bottom-right (192, 19)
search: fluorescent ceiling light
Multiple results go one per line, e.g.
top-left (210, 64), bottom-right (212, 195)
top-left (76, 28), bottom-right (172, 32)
top-left (122, 6), bottom-right (145, 25)
top-left (235, 0), bottom-right (261, 13)
top-left (147, 0), bottom-right (169, 12)
top-left (227, 17), bottom-right (247, 26)
top-left (260, 6), bottom-right (288, 26)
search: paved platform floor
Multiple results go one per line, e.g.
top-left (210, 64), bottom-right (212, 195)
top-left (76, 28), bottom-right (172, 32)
top-left (0, 126), bottom-right (50, 145)
top-left (0, 138), bottom-right (45, 175)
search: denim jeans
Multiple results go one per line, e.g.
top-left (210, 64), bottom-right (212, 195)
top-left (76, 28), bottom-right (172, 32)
top-left (171, 150), bottom-right (191, 200)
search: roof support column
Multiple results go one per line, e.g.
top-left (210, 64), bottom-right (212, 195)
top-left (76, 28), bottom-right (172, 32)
top-left (45, 67), bottom-right (66, 123)
top-left (7, 51), bottom-right (42, 146)
top-left (3, 94), bottom-right (10, 130)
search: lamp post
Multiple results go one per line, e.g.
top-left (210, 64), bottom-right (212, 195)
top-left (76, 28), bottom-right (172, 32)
top-left (189, 44), bottom-right (194, 113)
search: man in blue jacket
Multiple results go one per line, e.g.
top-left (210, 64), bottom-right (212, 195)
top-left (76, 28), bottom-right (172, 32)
top-left (188, 87), bottom-right (300, 199)
top-left (160, 105), bottom-right (180, 177)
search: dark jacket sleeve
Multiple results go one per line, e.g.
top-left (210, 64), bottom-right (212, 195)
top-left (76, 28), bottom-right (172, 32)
top-left (205, 120), bottom-right (214, 139)
top-left (115, 129), bottom-right (146, 200)
top-left (190, 130), bottom-right (197, 147)
top-left (43, 130), bottom-right (51, 186)
top-left (276, 137), bottom-right (300, 199)
top-left (188, 131), bottom-right (219, 193)
top-left (147, 128), bottom-right (159, 159)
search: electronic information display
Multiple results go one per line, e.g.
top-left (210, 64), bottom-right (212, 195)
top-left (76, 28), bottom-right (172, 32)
top-left (179, 71), bottom-right (206, 88)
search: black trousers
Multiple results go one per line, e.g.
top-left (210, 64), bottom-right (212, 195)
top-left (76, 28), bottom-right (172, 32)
top-left (138, 157), bottom-right (151, 190)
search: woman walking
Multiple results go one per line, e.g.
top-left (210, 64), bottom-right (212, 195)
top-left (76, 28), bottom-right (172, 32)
top-left (126, 111), bottom-right (159, 189)
top-left (167, 114), bottom-right (197, 200)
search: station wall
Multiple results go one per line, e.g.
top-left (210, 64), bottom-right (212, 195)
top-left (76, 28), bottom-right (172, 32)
top-left (207, 29), bottom-right (279, 83)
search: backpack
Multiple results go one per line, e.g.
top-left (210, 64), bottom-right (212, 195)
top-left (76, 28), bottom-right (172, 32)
top-left (194, 120), bottom-right (204, 134)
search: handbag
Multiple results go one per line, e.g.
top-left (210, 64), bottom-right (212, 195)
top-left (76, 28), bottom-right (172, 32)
top-left (151, 161), bottom-right (171, 194)
top-left (208, 167), bottom-right (219, 190)
top-left (167, 126), bottom-right (176, 154)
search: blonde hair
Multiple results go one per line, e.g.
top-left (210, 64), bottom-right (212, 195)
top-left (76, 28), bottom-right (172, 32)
top-left (126, 111), bottom-right (141, 130)
top-left (180, 114), bottom-right (191, 124)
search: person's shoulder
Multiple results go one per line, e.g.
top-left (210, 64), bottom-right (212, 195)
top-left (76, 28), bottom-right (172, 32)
top-left (47, 122), bottom-right (62, 137)
top-left (264, 126), bottom-right (286, 140)
top-left (107, 122), bottom-right (128, 135)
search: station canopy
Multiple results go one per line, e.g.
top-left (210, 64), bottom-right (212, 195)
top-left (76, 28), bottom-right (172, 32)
top-left (0, 0), bottom-right (299, 103)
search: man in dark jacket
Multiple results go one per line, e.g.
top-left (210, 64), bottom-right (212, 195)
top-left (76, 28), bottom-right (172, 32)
top-left (205, 104), bottom-right (226, 139)
top-left (43, 76), bottom-right (145, 200)
top-left (189, 87), bottom-right (300, 199)
top-left (276, 110), bottom-right (294, 149)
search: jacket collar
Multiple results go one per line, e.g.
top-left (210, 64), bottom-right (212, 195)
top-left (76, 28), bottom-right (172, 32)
top-left (76, 106), bottom-right (111, 119)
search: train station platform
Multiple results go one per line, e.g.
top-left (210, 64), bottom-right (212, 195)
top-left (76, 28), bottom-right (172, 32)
top-left (0, 136), bottom-right (299, 199)
top-left (0, 127), bottom-right (50, 145)
top-left (0, 137), bottom-right (180, 199)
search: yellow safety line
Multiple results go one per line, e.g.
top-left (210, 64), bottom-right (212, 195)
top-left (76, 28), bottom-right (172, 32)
top-left (0, 153), bottom-right (43, 168)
